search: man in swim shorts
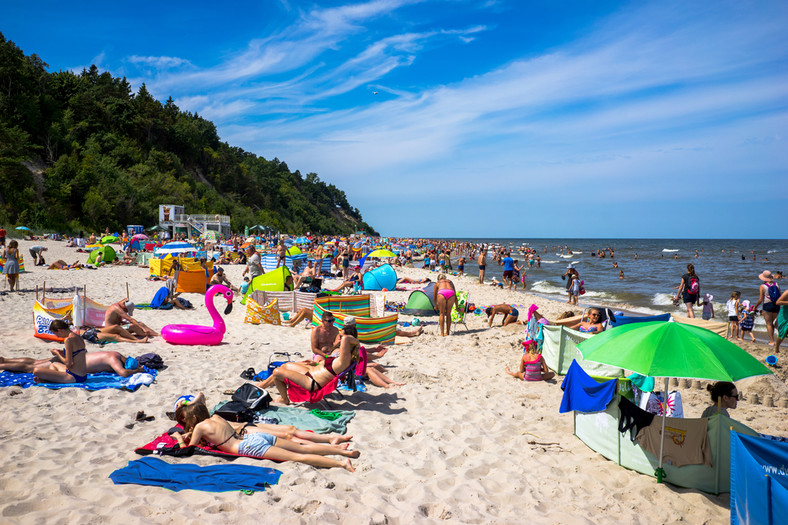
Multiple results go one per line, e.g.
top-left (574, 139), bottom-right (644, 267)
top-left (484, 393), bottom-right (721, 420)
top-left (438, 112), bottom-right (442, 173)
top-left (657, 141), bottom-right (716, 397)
top-left (502, 252), bottom-right (514, 289)
top-left (477, 248), bottom-right (487, 284)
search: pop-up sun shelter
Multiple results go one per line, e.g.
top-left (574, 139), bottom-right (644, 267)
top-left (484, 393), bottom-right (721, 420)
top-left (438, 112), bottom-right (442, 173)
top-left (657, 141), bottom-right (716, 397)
top-left (401, 282), bottom-right (437, 316)
top-left (87, 245), bottom-right (116, 264)
top-left (362, 264), bottom-right (397, 291)
top-left (241, 266), bottom-right (292, 304)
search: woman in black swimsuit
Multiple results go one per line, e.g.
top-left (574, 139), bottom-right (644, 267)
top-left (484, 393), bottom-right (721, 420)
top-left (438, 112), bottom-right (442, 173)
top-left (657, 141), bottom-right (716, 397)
top-left (33, 320), bottom-right (88, 383)
top-left (268, 317), bottom-right (361, 404)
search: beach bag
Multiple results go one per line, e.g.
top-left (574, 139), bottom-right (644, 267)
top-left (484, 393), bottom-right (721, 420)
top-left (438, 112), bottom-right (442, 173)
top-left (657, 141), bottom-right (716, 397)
top-left (687, 276), bottom-right (699, 295)
top-left (766, 282), bottom-right (781, 303)
top-left (232, 383), bottom-right (272, 411)
top-left (214, 401), bottom-right (255, 423)
top-left (136, 353), bottom-right (164, 369)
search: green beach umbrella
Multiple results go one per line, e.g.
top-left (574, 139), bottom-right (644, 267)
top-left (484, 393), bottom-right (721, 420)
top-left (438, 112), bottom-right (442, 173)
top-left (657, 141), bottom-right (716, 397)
top-left (577, 321), bottom-right (772, 483)
top-left (577, 321), bottom-right (772, 382)
top-left (367, 249), bottom-right (396, 258)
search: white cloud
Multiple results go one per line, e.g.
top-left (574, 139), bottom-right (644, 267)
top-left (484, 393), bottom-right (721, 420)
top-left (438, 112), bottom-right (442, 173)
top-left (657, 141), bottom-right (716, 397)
top-left (128, 55), bottom-right (192, 69)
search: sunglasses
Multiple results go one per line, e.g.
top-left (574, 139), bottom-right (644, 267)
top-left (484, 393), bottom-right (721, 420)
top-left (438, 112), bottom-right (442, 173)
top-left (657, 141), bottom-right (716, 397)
top-left (729, 393), bottom-right (739, 400)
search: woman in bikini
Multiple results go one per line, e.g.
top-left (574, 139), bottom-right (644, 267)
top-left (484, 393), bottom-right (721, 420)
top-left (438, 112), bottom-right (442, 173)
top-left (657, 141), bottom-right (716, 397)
top-left (486, 303), bottom-right (520, 327)
top-left (569, 308), bottom-right (604, 334)
top-left (32, 320), bottom-right (88, 383)
top-left (267, 317), bottom-right (361, 404)
top-left (433, 273), bottom-right (457, 336)
top-left (173, 402), bottom-right (357, 471)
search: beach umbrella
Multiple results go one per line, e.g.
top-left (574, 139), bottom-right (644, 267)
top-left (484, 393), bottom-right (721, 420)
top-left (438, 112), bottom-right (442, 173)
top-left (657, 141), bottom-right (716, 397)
top-left (577, 321), bottom-right (772, 482)
top-left (295, 237), bottom-right (310, 244)
top-left (367, 249), bottom-right (396, 258)
top-left (16, 226), bottom-right (30, 231)
top-left (154, 241), bottom-right (196, 255)
top-left (201, 230), bottom-right (218, 241)
top-left (131, 233), bottom-right (149, 242)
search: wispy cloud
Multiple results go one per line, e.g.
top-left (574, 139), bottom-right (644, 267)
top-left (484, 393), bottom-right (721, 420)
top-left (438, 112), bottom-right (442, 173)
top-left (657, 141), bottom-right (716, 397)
top-left (128, 55), bottom-right (192, 69)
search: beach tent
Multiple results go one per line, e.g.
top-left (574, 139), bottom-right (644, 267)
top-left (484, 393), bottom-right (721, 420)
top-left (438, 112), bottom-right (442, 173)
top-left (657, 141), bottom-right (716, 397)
top-left (87, 245), bottom-right (116, 264)
top-left (362, 264), bottom-right (397, 291)
top-left (541, 325), bottom-right (625, 377)
top-left (401, 282), bottom-right (437, 316)
top-left (101, 235), bottom-right (118, 244)
top-left (241, 266), bottom-right (292, 304)
top-left (730, 431), bottom-right (788, 524)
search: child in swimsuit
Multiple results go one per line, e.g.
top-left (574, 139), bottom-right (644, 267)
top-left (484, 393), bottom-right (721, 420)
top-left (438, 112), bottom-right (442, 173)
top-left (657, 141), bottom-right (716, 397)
top-left (33, 319), bottom-right (88, 383)
top-left (504, 340), bottom-right (555, 382)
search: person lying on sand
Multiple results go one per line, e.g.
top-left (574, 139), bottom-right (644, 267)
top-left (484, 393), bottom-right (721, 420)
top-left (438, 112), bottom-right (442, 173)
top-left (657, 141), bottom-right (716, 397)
top-left (396, 277), bottom-right (430, 285)
top-left (173, 401), bottom-right (356, 471)
top-left (80, 325), bottom-right (149, 344)
top-left (1, 350), bottom-right (145, 377)
top-left (174, 393), bottom-right (353, 446)
top-left (105, 299), bottom-right (159, 337)
top-left (29, 320), bottom-right (88, 384)
top-left (47, 260), bottom-right (85, 270)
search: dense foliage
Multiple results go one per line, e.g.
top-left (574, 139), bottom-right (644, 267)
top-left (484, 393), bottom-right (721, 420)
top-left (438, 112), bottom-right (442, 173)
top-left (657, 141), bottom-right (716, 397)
top-left (0, 34), bottom-right (376, 235)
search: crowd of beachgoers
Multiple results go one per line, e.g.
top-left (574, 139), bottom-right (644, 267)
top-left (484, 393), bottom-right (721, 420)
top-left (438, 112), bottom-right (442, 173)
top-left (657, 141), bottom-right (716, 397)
top-left (1, 228), bottom-right (786, 523)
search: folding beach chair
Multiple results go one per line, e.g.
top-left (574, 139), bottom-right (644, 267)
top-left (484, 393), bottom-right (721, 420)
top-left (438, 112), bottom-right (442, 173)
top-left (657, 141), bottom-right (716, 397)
top-left (283, 349), bottom-right (368, 408)
top-left (451, 291), bottom-right (470, 332)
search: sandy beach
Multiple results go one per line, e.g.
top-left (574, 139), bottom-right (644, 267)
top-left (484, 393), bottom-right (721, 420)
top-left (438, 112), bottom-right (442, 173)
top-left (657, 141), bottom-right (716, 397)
top-left (1, 239), bottom-right (786, 524)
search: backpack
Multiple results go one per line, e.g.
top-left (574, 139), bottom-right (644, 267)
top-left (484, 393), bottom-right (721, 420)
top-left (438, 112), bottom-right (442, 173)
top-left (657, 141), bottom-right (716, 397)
top-left (231, 383), bottom-right (272, 411)
top-left (766, 282), bottom-right (781, 303)
top-left (687, 276), bottom-right (699, 295)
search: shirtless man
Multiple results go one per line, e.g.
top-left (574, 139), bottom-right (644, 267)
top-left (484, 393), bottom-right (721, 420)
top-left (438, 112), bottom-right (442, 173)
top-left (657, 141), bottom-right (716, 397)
top-left (310, 311), bottom-right (340, 361)
top-left (1, 350), bottom-right (144, 377)
top-left (275, 241), bottom-right (287, 269)
top-left (105, 299), bottom-right (159, 337)
top-left (477, 246), bottom-right (487, 284)
top-left (293, 259), bottom-right (317, 289)
top-left (209, 267), bottom-right (239, 292)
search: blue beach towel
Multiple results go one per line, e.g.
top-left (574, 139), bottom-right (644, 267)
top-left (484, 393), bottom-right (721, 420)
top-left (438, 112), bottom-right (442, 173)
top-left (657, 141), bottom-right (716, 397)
top-left (559, 360), bottom-right (618, 413)
top-left (0, 369), bottom-right (157, 391)
top-left (109, 456), bottom-right (281, 492)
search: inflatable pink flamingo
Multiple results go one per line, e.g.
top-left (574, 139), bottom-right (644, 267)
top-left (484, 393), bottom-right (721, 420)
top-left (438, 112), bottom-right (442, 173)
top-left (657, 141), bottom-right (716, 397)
top-left (161, 285), bottom-right (234, 345)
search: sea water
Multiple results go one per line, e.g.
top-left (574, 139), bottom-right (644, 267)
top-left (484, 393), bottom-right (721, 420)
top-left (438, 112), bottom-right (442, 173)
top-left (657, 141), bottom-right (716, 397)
top-left (446, 238), bottom-right (787, 320)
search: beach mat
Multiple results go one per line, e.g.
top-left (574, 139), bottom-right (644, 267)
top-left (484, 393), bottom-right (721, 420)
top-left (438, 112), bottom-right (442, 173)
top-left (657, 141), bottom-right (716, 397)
top-left (110, 456), bottom-right (281, 492)
top-left (211, 403), bottom-right (355, 434)
top-left (0, 370), bottom-right (157, 391)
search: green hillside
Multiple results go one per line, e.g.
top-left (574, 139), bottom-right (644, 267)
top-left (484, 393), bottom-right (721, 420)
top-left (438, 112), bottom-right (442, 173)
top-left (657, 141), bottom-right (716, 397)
top-left (0, 33), bottom-right (376, 235)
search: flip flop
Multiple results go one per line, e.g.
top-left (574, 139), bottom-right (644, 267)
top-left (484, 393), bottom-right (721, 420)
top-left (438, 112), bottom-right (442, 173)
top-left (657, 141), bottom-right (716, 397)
top-left (135, 411), bottom-right (155, 422)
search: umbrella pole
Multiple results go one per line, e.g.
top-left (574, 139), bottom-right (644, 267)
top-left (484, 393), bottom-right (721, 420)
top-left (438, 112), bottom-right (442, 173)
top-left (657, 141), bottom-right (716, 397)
top-left (655, 377), bottom-right (669, 483)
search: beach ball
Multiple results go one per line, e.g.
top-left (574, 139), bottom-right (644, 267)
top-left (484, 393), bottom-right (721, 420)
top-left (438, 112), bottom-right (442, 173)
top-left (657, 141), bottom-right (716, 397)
top-left (412, 318), bottom-right (420, 326)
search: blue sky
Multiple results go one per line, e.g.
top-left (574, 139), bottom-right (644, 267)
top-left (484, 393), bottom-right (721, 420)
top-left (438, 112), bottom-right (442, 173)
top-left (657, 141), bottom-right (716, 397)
top-left (3, 0), bottom-right (787, 238)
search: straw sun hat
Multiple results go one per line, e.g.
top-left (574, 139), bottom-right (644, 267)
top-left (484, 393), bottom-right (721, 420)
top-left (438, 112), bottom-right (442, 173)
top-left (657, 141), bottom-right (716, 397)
top-left (759, 270), bottom-right (774, 282)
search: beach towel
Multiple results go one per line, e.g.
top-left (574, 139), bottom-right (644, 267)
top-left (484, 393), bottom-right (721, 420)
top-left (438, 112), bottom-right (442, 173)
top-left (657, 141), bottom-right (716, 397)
top-left (0, 370), bottom-right (157, 391)
top-left (110, 456), bottom-right (281, 492)
top-left (559, 360), bottom-right (618, 413)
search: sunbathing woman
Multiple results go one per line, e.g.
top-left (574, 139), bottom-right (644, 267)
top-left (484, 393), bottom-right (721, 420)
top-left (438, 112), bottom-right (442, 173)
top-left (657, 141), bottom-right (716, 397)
top-left (47, 260), bottom-right (85, 270)
top-left (396, 277), bottom-right (430, 285)
top-left (32, 320), bottom-right (88, 383)
top-left (263, 317), bottom-right (361, 405)
top-left (1, 350), bottom-right (143, 377)
top-left (173, 402), bottom-right (357, 471)
top-left (569, 308), bottom-right (604, 334)
top-left (434, 273), bottom-right (457, 336)
top-left (505, 340), bottom-right (555, 382)
top-left (174, 393), bottom-right (353, 446)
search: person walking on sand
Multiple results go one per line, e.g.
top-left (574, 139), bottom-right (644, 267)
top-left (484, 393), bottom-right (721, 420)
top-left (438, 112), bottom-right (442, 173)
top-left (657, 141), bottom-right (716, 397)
top-left (243, 245), bottom-right (263, 280)
top-left (434, 273), bottom-right (457, 336)
top-left (674, 263), bottom-right (701, 318)
top-left (754, 270), bottom-right (781, 346)
top-left (477, 247), bottom-right (487, 284)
